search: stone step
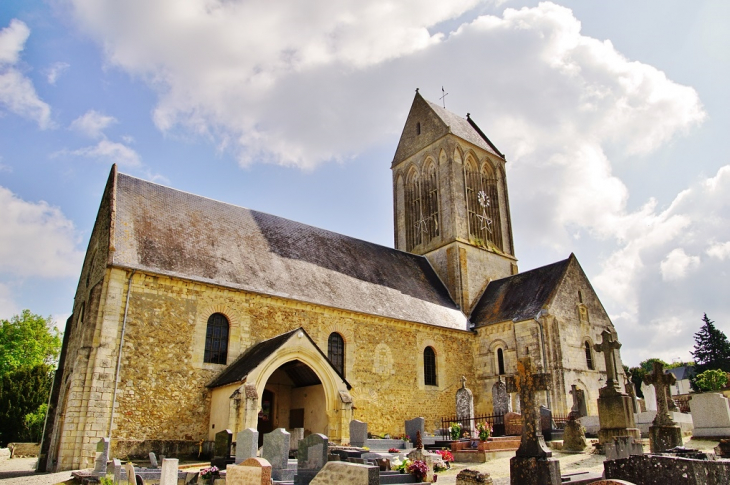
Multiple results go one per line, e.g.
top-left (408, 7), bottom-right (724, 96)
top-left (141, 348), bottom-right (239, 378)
top-left (379, 471), bottom-right (418, 484)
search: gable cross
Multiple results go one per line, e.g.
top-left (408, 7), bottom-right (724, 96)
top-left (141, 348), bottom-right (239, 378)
top-left (506, 357), bottom-right (552, 458)
top-left (593, 330), bottom-right (621, 393)
top-left (644, 361), bottom-right (677, 426)
top-left (440, 86), bottom-right (449, 109)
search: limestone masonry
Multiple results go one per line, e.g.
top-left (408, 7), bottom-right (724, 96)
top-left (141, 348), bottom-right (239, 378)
top-left (39, 92), bottom-right (625, 471)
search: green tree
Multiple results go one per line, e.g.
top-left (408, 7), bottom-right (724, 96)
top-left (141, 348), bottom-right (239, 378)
top-left (627, 366), bottom-right (647, 398)
top-left (0, 310), bottom-right (62, 375)
top-left (639, 358), bottom-right (668, 373)
top-left (0, 364), bottom-right (54, 445)
top-left (691, 314), bottom-right (730, 375)
top-left (694, 369), bottom-right (728, 392)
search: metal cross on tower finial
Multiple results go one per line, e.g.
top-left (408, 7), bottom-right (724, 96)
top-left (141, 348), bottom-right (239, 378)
top-left (440, 86), bottom-right (449, 108)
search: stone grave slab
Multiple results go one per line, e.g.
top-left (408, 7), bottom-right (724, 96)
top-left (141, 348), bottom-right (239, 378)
top-left (295, 433), bottom-right (328, 485)
top-left (310, 461), bottom-right (379, 485)
top-left (290, 428), bottom-right (304, 451)
top-left (604, 436), bottom-right (643, 461)
top-left (493, 377), bottom-right (511, 415)
top-left (125, 461), bottom-right (136, 485)
top-left (262, 427), bottom-right (290, 479)
top-left (691, 392), bottom-right (730, 438)
top-left (94, 437), bottom-right (110, 475)
top-left (236, 428), bottom-right (259, 464)
top-left (149, 452), bottom-right (158, 468)
top-left (226, 457), bottom-right (272, 485)
top-left (457, 376), bottom-right (475, 436)
top-left (113, 458), bottom-right (122, 483)
top-left (350, 420), bottom-right (367, 447)
top-left (405, 417), bottom-right (425, 444)
top-left (211, 429), bottom-right (233, 469)
top-left (605, 454), bottom-right (730, 485)
top-left (456, 468), bottom-right (494, 484)
top-left (159, 458), bottom-right (178, 485)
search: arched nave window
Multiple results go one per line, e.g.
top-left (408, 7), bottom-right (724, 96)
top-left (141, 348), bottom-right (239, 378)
top-left (328, 332), bottom-right (345, 377)
top-left (424, 346), bottom-right (437, 386)
top-left (204, 313), bottom-right (229, 365)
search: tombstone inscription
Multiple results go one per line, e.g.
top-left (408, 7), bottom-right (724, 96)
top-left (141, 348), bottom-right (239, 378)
top-left (505, 357), bottom-right (561, 485)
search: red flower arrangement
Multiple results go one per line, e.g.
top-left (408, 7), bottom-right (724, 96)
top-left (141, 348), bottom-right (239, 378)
top-left (388, 448), bottom-right (400, 453)
top-left (407, 459), bottom-right (428, 481)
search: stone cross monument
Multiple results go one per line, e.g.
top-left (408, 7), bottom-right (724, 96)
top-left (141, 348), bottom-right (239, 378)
top-left (624, 373), bottom-right (638, 413)
top-left (456, 376), bottom-right (475, 438)
top-left (593, 330), bottom-right (640, 446)
top-left (644, 361), bottom-right (683, 452)
top-left (506, 357), bottom-right (561, 485)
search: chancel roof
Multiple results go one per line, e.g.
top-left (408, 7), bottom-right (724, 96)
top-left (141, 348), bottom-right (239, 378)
top-left (470, 256), bottom-right (573, 328)
top-left (110, 170), bottom-right (467, 330)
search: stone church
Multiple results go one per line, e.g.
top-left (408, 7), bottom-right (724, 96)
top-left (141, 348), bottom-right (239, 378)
top-left (40, 92), bottom-right (626, 471)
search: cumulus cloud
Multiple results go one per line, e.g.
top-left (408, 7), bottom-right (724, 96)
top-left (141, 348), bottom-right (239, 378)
top-left (46, 61), bottom-right (70, 85)
top-left (0, 283), bottom-right (19, 320)
top-left (660, 248), bottom-right (700, 282)
top-left (707, 241), bottom-right (730, 260)
top-left (0, 19), bottom-right (52, 128)
top-left (70, 110), bottom-right (117, 138)
top-left (0, 186), bottom-right (83, 278)
top-left (65, 139), bottom-right (142, 167)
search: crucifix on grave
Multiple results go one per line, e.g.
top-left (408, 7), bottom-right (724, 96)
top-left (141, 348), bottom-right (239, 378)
top-left (594, 330), bottom-right (621, 394)
top-left (506, 357), bottom-right (561, 485)
top-left (643, 361), bottom-right (683, 452)
top-left (505, 357), bottom-right (552, 458)
top-left (568, 385), bottom-right (584, 419)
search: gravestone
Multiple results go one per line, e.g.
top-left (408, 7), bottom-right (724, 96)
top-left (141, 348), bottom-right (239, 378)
top-left (505, 357), bottom-right (561, 485)
top-left (290, 428), bottom-right (304, 451)
top-left (405, 417), bottom-right (425, 444)
top-left (456, 468), bottom-right (494, 485)
top-left (226, 457), bottom-right (272, 485)
top-left (350, 420), bottom-right (368, 447)
top-left (593, 331), bottom-right (640, 446)
top-left (295, 433), bottom-right (329, 485)
top-left (236, 428), bottom-right (259, 464)
top-left (492, 377), bottom-right (511, 414)
top-left (456, 376), bottom-right (475, 437)
top-left (641, 382), bottom-right (657, 411)
top-left (125, 462), bottom-right (136, 485)
top-left (94, 437), bottom-right (110, 475)
top-left (690, 392), bottom-right (730, 438)
top-left (160, 458), bottom-right (179, 485)
top-left (113, 458), bottom-right (122, 483)
top-left (504, 412), bottom-right (523, 436)
top-left (562, 418), bottom-right (587, 452)
top-left (262, 428), bottom-right (290, 480)
top-left (604, 436), bottom-right (643, 461)
top-left (623, 374), bottom-right (638, 414)
top-left (540, 406), bottom-right (553, 442)
top-left (149, 452), bottom-right (158, 468)
top-left (310, 461), bottom-right (379, 485)
top-left (211, 429), bottom-right (233, 469)
top-left (644, 361), bottom-right (682, 452)
top-left (568, 385), bottom-right (587, 419)
top-left (407, 447), bottom-right (437, 483)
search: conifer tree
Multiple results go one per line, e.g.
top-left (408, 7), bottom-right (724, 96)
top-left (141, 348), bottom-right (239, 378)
top-left (691, 313), bottom-right (730, 375)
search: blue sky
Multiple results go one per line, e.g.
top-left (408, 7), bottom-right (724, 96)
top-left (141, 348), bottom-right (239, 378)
top-left (1, 0), bottom-right (728, 366)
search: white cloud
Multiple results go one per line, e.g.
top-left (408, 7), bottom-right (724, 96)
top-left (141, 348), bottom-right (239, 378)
top-left (707, 241), bottom-right (730, 260)
top-left (660, 248), bottom-right (700, 282)
top-left (70, 110), bottom-right (117, 138)
top-left (67, 139), bottom-right (142, 167)
top-left (46, 61), bottom-right (70, 85)
top-left (0, 186), bottom-right (83, 278)
top-left (0, 19), bottom-right (52, 128)
top-left (0, 283), bottom-right (19, 320)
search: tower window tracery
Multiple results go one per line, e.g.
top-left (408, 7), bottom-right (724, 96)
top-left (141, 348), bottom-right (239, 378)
top-left (405, 163), bottom-right (439, 251)
top-left (465, 159), bottom-right (503, 251)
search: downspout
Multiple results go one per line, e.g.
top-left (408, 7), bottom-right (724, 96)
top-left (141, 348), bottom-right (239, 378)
top-left (108, 270), bottom-right (136, 440)
top-left (534, 310), bottom-right (551, 409)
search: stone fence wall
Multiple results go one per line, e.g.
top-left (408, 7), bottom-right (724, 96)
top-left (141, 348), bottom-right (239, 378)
top-left (112, 440), bottom-right (214, 460)
top-left (8, 443), bottom-right (40, 457)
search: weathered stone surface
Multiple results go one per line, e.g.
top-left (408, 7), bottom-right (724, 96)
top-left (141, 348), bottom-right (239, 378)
top-left (509, 456), bottom-right (561, 485)
top-left (691, 393), bottom-right (730, 438)
top-left (505, 357), bottom-right (552, 458)
top-left (715, 439), bottom-right (730, 458)
top-left (406, 448), bottom-right (437, 483)
top-left (562, 420), bottom-right (586, 452)
top-left (589, 481), bottom-right (637, 485)
top-left (644, 361), bottom-right (682, 452)
top-left (295, 433), bottom-right (329, 485)
top-left (148, 452), bottom-right (158, 468)
top-left (457, 376), bottom-right (475, 436)
top-left (349, 420), bottom-right (367, 447)
top-left (159, 458), bottom-right (179, 485)
top-left (290, 428), bottom-right (304, 451)
top-left (94, 438), bottom-right (110, 474)
top-left (214, 430), bottom-right (233, 457)
top-left (226, 457), bottom-right (272, 485)
top-left (604, 436), bottom-right (643, 461)
top-left (492, 378), bottom-right (510, 415)
top-left (125, 461), bottom-right (136, 485)
top-left (540, 406), bottom-right (553, 442)
top-left (236, 428), bottom-right (259, 464)
top-left (641, 383), bottom-right (658, 411)
top-left (605, 454), bottom-right (730, 485)
top-left (310, 461), bottom-right (379, 485)
top-left (456, 468), bottom-right (494, 484)
top-left (568, 385), bottom-right (587, 419)
top-left (504, 412), bottom-right (522, 436)
top-left (405, 417), bottom-right (425, 444)
top-left (262, 428), bottom-right (290, 472)
top-left (113, 458), bottom-right (122, 483)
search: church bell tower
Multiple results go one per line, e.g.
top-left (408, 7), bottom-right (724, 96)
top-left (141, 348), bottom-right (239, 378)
top-left (392, 91), bottom-right (517, 313)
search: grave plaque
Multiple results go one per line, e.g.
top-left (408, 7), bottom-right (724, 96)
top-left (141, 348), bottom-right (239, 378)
top-left (160, 458), bottom-right (179, 485)
top-left (236, 428), bottom-right (259, 464)
top-left (506, 357), bottom-right (561, 485)
top-left (405, 417), bottom-right (425, 444)
top-left (262, 428), bottom-right (290, 472)
top-left (295, 433), bottom-right (329, 485)
top-left (349, 420), bottom-right (368, 447)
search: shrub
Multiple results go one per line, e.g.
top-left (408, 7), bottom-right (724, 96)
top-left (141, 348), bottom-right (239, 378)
top-left (695, 369), bottom-right (728, 392)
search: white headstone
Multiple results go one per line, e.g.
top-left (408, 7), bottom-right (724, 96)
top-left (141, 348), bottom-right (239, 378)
top-left (690, 392), bottom-right (730, 437)
top-left (641, 382), bottom-right (657, 411)
top-left (159, 458), bottom-right (178, 485)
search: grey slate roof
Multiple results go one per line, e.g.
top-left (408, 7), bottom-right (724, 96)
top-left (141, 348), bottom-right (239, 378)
top-left (666, 365), bottom-right (695, 381)
top-left (470, 256), bottom-right (572, 328)
top-left (111, 171), bottom-right (467, 330)
top-left (423, 98), bottom-right (503, 158)
top-left (207, 328), bottom-right (351, 389)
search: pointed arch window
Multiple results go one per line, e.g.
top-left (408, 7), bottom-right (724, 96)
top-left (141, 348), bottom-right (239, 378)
top-left (424, 346), bottom-right (437, 386)
top-left (465, 159), bottom-right (503, 251)
top-left (405, 169), bottom-right (423, 251)
top-left (423, 162), bottom-right (440, 241)
top-left (204, 313), bottom-right (229, 365)
top-left (585, 341), bottom-right (594, 370)
top-left (405, 164), bottom-right (439, 251)
top-left (328, 332), bottom-right (345, 377)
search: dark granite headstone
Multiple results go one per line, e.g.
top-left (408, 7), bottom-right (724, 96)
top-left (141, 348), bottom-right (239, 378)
top-left (294, 433), bottom-right (328, 485)
top-left (405, 417), bottom-right (425, 444)
top-left (211, 429), bottom-right (233, 469)
top-left (540, 406), bottom-right (553, 442)
top-left (263, 427), bottom-right (291, 480)
top-left (350, 420), bottom-right (368, 447)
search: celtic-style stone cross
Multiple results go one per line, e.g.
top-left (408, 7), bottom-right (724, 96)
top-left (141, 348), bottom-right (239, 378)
top-left (644, 361), bottom-right (677, 427)
top-left (569, 385), bottom-right (581, 418)
top-left (506, 357), bottom-right (552, 458)
top-left (594, 330), bottom-right (621, 392)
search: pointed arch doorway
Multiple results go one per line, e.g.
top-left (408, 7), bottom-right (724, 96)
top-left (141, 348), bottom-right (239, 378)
top-left (207, 328), bottom-right (352, 444)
